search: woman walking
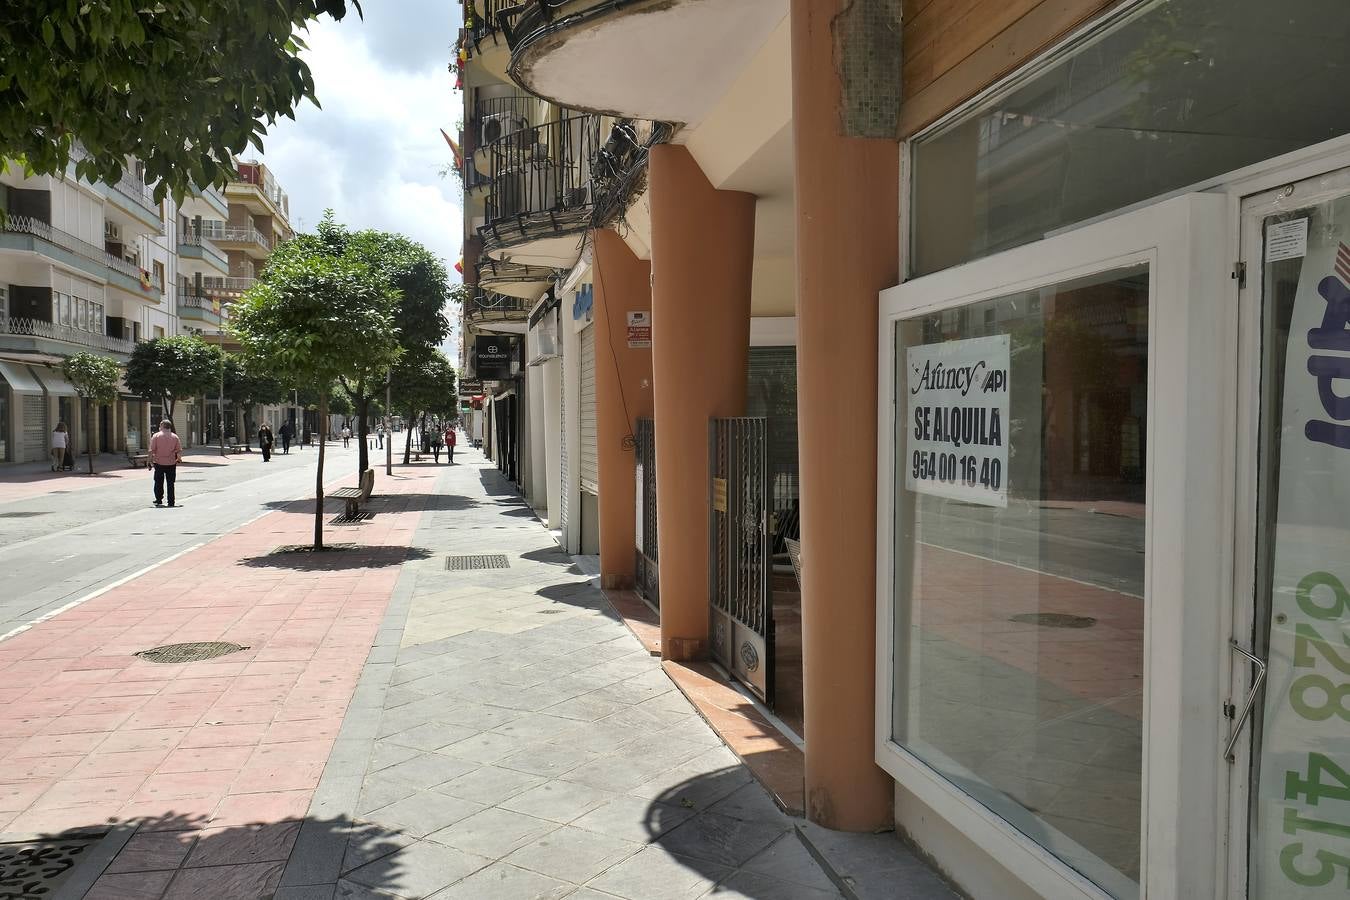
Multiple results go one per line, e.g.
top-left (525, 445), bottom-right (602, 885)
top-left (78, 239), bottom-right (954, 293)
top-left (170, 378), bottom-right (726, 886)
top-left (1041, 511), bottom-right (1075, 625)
top-left (444, 425), bottom-right (456, 464)
top-left (50, 422), bottom-right (68, 471)
top-left (258, 423), bottom-right (274, 462)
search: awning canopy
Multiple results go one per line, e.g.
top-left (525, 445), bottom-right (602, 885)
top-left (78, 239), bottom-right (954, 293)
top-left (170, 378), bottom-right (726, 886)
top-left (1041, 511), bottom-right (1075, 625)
top-left (0, 360), bottom-right (43, 393)
top-left (30, 366), bottom-right (78, 397)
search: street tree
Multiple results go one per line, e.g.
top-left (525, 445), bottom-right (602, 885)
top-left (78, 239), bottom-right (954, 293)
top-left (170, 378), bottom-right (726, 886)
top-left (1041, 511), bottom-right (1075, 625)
top-left (61, 352), bottom-right (120, 475)
top-left (223, 354), bottom-right (288, 447)
top-left (0, 1), bottom-right (359, 200)
top-left (390, 349), bottom-right (458, 465)
top-left (125, 335), bottom-right (220, 421)
top-left (229, 215), bottom-right (401, 549)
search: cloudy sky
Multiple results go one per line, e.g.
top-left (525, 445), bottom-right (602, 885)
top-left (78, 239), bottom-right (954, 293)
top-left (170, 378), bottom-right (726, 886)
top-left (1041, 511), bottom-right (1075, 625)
top-left (254, 0), bottom-right (465, 345)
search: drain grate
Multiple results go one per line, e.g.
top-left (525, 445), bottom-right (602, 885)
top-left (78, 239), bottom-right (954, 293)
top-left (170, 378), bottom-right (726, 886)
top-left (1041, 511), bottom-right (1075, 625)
top-left (135, 641), bottom-right (249, 664)
top-left (446, 554), bottom-right (510, 571)
top-left (330, 512), bottom-right (375, 526)
top-left (0, 835), bottom-right (102, 897)
top-left (271, 542), bottom-right (358, 554)
top-left (1009, 612), bottom-right (1097, 629)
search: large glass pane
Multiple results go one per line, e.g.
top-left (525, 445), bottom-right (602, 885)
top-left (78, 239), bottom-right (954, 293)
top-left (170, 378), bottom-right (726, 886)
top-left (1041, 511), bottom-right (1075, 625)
top-left (1249, 194), bottom-right (1350, 898)
top-left (893, 265), bottom-right (1148, 898)
top-left (912, 0), bottom-right (1350, 276)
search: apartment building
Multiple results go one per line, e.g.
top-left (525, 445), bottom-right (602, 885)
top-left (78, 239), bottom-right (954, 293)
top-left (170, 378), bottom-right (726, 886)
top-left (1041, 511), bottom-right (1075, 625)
top-left (457, 1), bottom-right (1350, 897)
top-left (0, 153), bottom-right (192, 464)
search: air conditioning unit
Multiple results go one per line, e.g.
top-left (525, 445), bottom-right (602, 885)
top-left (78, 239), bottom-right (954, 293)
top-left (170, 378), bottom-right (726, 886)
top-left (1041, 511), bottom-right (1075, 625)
top-left (104, 220), bottom-right (122, 241)
top-left (481, 112), bottom-right (528, 145)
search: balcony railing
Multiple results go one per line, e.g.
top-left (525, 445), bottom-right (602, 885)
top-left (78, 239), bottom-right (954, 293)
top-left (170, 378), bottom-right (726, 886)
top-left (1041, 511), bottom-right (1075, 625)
top-left (0, 316), bottom-right (137, 355)
top-left (178, 227), bottom-right (223, 251)
top-left (474, 94), bottom-right (539, 147)
top-left (112, 168), bottom-right (159, 214)
top-left (467, 292), bottom-right (533, 319)
top-left (467, 0), bottom-right (509, 51)
top-left (479, 113), bottom-right (601, 248)
top-left (197, 221), bottom-right (272, 252)
top-left (200, 275), bottom-right (256, 294)
top-left (179, 295), bottom-right (224, 323)
top-left (1, 214), bottom-right (160, 288)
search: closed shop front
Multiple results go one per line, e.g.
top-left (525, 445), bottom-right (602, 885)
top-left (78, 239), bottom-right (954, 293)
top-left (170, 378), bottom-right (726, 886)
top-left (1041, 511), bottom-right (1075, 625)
top-left (578, 321), bottom-right (598, 495)
top-left (881, 1), bottom-right (1350, 897)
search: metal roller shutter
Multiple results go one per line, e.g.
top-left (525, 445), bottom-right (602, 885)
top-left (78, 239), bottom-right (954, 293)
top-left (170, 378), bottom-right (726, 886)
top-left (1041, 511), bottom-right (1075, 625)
top-left (22, 395), bottom-right (46, 462)
top-left (578, 323), bottom-right (598, 493)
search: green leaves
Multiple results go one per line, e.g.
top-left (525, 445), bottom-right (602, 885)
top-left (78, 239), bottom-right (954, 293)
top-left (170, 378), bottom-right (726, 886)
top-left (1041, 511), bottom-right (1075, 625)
top-left (125, 335), bottom-right (222, 409)
top-left (62, 352), bottom-right (121, 405)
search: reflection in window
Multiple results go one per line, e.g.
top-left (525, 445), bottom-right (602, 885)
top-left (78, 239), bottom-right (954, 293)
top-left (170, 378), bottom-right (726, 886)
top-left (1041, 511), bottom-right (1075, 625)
top-left (893, 265), bottom-right (1148, 898)
top-left (912, 0), bottom-right (1350, 276)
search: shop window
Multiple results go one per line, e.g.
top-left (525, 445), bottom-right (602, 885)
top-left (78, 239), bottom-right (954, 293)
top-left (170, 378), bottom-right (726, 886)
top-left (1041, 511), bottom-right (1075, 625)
top-left (892, 265), bottom-right (1148, 897)
top-left (911, 0), bottom-right (1350, 276)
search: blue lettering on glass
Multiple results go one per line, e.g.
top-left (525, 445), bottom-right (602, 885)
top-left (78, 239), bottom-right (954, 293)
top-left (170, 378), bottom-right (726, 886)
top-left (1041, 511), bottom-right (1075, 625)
top-left (573, 284), bottom-right (593, 321)
top-left (1306, 274), bottom-right (1350, 449)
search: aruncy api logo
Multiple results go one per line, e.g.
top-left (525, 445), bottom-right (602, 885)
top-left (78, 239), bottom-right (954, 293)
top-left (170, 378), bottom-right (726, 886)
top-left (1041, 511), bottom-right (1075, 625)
top-left (1307, 243), bottom-right (1350, 449)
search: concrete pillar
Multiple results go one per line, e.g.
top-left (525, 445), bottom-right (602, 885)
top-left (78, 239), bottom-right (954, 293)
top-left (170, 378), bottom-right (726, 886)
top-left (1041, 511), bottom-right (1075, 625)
top-left (791, 0), bottom-right (898, 831)
top-left (649, 145), bottom-right (755, 661)
top-left (592, 229), bottom-right (654, 590)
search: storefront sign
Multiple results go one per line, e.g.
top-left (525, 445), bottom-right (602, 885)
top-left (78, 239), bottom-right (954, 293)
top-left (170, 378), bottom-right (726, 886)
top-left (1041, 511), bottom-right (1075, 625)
top-left (1253, 207), bottom-right (1350, 898)
top-left (627, 311), bottom-right (651, 348)
top-left (475, 336), bottom-right (517, 381)
top-left (904, 334), bottom-right (1009, 507)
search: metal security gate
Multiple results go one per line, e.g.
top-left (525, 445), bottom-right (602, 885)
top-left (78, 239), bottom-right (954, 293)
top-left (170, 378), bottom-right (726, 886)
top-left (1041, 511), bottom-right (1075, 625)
top-left (22, 394), bottom-right (46, 462)
top-left (709, 417), bottom-right (773, 703)
top-left (634, 417), bottom-right (658, 607)
top-left (578, 324), bottom-right (598, 493)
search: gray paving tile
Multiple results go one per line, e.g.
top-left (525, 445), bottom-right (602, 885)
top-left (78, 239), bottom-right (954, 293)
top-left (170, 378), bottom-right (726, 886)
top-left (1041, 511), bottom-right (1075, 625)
top-left (436, 730), bottom-right (522, 764)
top-left (503, 824), bottom-right (642, 884)
top-left (498, 780), bottom-right (624, 825)
top-left (570, 795), bottom-right (695, 844)
top-left (585, 845), bottom-right (728, 900)
top-left (383, 722), bottom-right (479, 752)
top-left (434, 764), bottom-right (545, 805)
top-left (365, 791), bottom-right (485, 838)
top-left (357, 774), bottom-right (420, 817)
top-left (426, 807), bottom-right (559, 859)
top-left (653, 811), bottom-right (787, 868)
top-left (496, 743), bottom-right (599, 778)
top-left (378, 752), bottom-right (477, 790)
top-left (424, 862), bottom-right (574, 899)
top-left (741, 834), bottom-right (838, 892)
top-left (344, 839), bottom-right (491, 899)
top-left (275, 886), bottom-right (338, 900)
top-left (341, 822), bottom-right (415, 876)
top-left (705, 872), bottom-right (842, 899)
top-left (368, 741), bottom-right (422, 775)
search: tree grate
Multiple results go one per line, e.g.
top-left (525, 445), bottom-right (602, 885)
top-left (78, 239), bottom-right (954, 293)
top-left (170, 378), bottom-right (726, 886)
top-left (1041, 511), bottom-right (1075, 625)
top-left (1009, 612), bottom-right (1097, 629)
top-left (135, 641), bottom-right (249, 664)
top-left (446, 554), bottom-right (510, 571)
top-left (330, 512), bottom-right (375, 526)
top-left (271, 543), bottom-right (358, 554)
top-left (0, 835), bottom-right (104, 898)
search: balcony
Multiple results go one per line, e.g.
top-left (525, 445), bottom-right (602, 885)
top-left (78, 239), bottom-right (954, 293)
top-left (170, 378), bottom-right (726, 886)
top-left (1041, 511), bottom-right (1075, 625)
top-left (476, 257), bottom-right (555, 301)
top-left (478, 112), bottom-right (601, 267)
top-left (198, 221), bottom-right (272, 258)
top-left (500, 0), bottom-right (785, 125)
top-left (0, 215), bottom-right (163, 301)
top-left (464, 0), bottom-right (512, 79)
top-left (466, 291), bottom-right (533, 325)
top-left (105, 167), bottom-right (164, 233)
top-left (0, 316), bottom-right (137, 357)
top-left (177, 228), bottom-right (229, 273)
top-left (200, 275), bottom-right (256, 298)
top-left (178, 295), bottom-right (224, 327)
top-left (228, 162), bottom-right (290, 222)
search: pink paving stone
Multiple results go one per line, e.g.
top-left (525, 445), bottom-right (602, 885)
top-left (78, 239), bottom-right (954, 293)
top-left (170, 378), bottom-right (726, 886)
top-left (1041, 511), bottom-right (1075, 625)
top-left (209, 790), bottom-right (312, 826)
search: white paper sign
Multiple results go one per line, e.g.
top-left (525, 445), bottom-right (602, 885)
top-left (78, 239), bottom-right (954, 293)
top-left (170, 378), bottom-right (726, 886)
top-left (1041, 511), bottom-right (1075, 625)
top-left (1252, 202), bottom-right (1350, 899)
top-left (1266, 217), bottom-right (1310, 262)
top-left (905, 334), bottom-right (1010, 507)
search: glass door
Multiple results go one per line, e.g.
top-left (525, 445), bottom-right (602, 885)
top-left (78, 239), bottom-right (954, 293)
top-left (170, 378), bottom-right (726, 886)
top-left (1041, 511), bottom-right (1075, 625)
top-left (1231, 168), bottom-right (1350, 899)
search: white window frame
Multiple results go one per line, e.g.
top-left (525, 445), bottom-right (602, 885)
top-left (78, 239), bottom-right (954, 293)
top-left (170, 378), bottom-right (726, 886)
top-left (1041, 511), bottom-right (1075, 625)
top-left (876, 194), bottom-right (1234, 899)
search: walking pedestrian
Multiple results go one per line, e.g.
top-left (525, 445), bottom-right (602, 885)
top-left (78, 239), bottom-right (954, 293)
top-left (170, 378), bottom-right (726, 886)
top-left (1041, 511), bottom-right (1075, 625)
top-left (149, 419), bottom-right (182, 507)
top-left (258, 423), bottom-right (274, 462)
top-left (376, 424), bottom-right (384, 449)
top-left (444, 425), bottom-right (456, 464)
top-left (301, 424), bottom-right (311, 448)
top-left (279, 421), bottom-right (293, 455)
top-left (341, 425), bottom-right (351, 448)
top-left (430, 429), bottom-right (444, 464)
top-left (50, 422), bottom-right (68, 472)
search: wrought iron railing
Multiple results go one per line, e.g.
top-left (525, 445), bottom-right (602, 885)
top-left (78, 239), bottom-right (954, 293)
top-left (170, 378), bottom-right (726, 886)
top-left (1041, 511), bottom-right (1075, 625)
top-left (1, 214), bottom-right (156, 285)
top-left (0, 316), bottom-right (137, 355)
top-left (467, 292), bottom-right (533, 318)
top-left (178, 228), bottom-right (224, 254)
top-left (476, 258), bottom-right (555, 290)
top-left (179, 295), bottom-right (224, 323)
top-left (200, 275), bottom-right (256, 294)
top-left (112, 168), bottom-right (158, 213)
top-left (468, 0), bottom-right (511, 50)
top-left (197, 220), bottom-right (271, 252)
top-left (474, 94), bottom-right (539, 146)
top-left (479, 113), bottom-right (600, 247)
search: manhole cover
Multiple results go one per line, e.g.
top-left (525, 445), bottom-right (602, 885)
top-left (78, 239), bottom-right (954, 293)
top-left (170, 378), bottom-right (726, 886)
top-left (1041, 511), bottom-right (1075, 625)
top-left (135, 641), bottom-right (249, 664)
top-left (0, 835), bottom-right (103, 897)
top-left (330, 512), bottom-right (375, 526)
top-left (446, 554), bottom-right (510, 571)
top-left (271, 543), bottom-right (358, 554)
top-left (1009, 612), bottom-right (1097, 629)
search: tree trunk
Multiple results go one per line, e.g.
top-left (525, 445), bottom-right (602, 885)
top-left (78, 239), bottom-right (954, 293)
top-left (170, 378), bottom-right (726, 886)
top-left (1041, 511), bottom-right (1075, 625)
top-left (85, 398), bottom-right (95, 475)
top-left (356, 383), bottom-right (369, 475)
top-left (315, 395), bottom-right (327, 550)
top-left (403, 408), bottom-right (415, 465)
top-left (417, 411), bottom-right (427, 461)
top-left (165, 396), bottom-right (175, 421)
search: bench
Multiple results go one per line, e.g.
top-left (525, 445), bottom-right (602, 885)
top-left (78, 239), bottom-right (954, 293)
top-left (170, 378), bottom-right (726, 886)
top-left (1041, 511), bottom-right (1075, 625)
top-left (126, 446), bottom-right (149, 468)
top-left (226, 441), bottom-right (248, 453)
top-left (330, 468), bottom-right (375, 518)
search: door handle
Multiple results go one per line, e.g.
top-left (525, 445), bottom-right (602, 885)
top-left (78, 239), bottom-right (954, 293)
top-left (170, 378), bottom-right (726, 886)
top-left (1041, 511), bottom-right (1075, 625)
top-left (1224, 640), bottom-right (1268, 764)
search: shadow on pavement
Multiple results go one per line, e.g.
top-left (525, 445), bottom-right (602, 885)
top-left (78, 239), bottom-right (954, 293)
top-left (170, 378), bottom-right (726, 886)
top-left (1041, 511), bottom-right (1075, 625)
top-left (238, 546), bottom-right (433, 571)
top-left (36, 812), bottom-right (409, 899)
top-left (520, 546), bottom-right (583, 571)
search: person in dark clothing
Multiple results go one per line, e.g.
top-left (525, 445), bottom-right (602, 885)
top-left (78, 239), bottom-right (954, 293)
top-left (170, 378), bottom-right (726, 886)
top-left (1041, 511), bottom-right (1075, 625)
top-left (279, 421), bottom-right (293, 454)
top-left (258, 423), bottom-right (274, 462)
top-left (429, 429), bottom-right (444, 464)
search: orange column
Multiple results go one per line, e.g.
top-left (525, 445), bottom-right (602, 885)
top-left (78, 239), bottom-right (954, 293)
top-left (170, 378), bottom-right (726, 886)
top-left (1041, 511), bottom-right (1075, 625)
top-left (593, 228), bottom-right (653, 590)
top-left (649, 145), bottom-right (756, 661)
top-left (792, 0), bottom-right (897, 830)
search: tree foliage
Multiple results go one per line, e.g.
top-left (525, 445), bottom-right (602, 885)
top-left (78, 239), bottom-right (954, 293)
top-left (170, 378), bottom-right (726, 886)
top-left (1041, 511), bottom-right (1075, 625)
top-left (0, 1), bottom-right (359, 200)
top-left (125, 335), bottom-right (220, 419)
top-left (62, 352), bottom-right (121, 475)
top-left (228, 212), bottom-right (400, 548)
top-left (223, 354), bottom-right (288, 409)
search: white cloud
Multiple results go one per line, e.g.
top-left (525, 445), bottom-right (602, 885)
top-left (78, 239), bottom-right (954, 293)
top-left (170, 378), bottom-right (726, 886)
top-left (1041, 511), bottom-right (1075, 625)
top-left (254, 7), bottom-right (465, 280)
